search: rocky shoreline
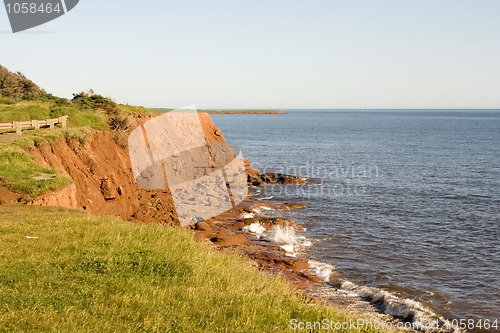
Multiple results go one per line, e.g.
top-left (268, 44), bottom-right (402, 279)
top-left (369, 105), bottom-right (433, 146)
top-left (184, 166), bottom-right (403, 327)
top-left (187, 194), bottom-right (413, 330)
top-left (186, 163), bottom-right (460, 333)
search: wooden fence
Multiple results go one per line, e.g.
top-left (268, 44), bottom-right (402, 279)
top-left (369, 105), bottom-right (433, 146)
top-left (0, 115), bottom-right (68, 135)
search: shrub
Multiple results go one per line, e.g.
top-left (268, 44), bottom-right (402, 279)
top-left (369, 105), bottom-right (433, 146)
top-left (71, 90), bottom-right (120, 116)
top-left (0, 65), bottom-right (46, 101)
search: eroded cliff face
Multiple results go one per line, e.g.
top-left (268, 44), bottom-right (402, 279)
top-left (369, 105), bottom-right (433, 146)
top-left (27, 113), bottom-right (226, 225)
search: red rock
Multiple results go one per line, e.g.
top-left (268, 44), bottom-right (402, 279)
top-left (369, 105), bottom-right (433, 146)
top-left (0, 187), bottom-right (19, 203)
top-left (195, 221), bottom-right (212, 231)
top-left (298, 272), bottom-right (323, 284)
top-left (274, 258), bottom-right (309, 270)
top-left (100, 177), bottom-right (118, 200)
top-left (210, 234), bottom-right (248, 246)
top-left (293, 279), bottom-right (311, 287)
top-left (275, 202), bottom-right (307, 211)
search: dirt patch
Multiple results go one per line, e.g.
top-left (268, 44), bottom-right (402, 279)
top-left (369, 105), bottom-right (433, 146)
top-left (0, 187), bottom-right (19, 203)
top-left (28, 184), bottom-right (78, 208)
top-left (26, 131), bottom-right (176, 223)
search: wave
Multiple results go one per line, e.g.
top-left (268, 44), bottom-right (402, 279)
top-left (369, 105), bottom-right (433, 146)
top-left (243, 216), bottom-right (461, 332)
top-left (257, 196), bottom-right (274, 200)
top-left (242, 222), bottom-right (266, 239)
top-left (270, 226), bottom-right (312, 256)
top-left (308, 261), bottom-right (462, 332)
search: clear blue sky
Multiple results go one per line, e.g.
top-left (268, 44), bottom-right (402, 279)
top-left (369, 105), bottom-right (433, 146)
top-left (1, 0), bottom-right (499, 109)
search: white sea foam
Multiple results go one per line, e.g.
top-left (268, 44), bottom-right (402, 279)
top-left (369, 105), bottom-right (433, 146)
top-left (271, 226), bottom-right (312, 256)
top-left (339, 281), bottom-right (461, 332)
top-left (309, 260), bottom-right (336, 283)
top-left (257, 196), bottom-right (274, 200)
top-left (281, 244), bottom-right (296, 256)
top-left (260, 206), bottom-right (273, 211)
top-left (272, 225), bottom-right (297, 244)
top-left (305, 257), bottom-right (461, 332)
top-left (241, 212), bottom-right (255, 219)
top-left (270, 224), bottom-right (449, 331)
top-left (242, 222), bottom-right (266, 239)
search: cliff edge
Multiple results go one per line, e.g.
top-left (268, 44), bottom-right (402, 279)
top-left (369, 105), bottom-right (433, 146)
top-left (27, 113), bottom-right (225, 225)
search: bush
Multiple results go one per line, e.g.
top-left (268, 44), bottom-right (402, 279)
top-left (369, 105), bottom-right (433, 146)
top-left (0, 65), bottom-right (46, 101)
top-left (71, 90), bottom-right (120, 116)
top-left (108, 114), bottom-right (131, 131)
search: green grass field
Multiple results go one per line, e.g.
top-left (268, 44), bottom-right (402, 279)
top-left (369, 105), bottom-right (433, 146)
top-left (0, 205), bottom-right (382, 333)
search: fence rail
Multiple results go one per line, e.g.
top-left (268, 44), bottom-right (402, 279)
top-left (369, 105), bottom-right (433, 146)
top-left (0, 115), bottom-right (68, 135)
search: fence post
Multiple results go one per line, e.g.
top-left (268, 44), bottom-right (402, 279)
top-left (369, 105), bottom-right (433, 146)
top-left (2, 116), bottom-right (67, 134)
top-left (14, 122), bottom-right (22, 135)
top-left (60, 116), bottom-right (67, 129)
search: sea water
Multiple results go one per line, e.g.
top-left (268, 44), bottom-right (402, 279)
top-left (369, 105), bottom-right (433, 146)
top-left (212, 110), bottom-right (500, 330)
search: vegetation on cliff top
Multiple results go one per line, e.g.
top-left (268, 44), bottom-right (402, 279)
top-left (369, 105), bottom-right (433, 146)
top-left (0, 65), bottom-right (46, 102)
top-left (0, 205), bottom-right (382, 333)
top-left (0, 65), bottom-right (150, 199)
top-left (0, 65), bottom-right (149, 131)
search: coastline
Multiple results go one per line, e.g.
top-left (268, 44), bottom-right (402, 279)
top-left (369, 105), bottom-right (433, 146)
top-left (190, 174), bottom-right (463, 333)
top-left (203, 110), bottom-right (285, 115)
top-left (0, 102), bottom-right (465, 332)
top-left (148, 108), bottom-right (285, 115)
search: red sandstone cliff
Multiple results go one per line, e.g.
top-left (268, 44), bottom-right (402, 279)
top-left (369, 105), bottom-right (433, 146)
top-left (27, 113), bottom-right (226, 225)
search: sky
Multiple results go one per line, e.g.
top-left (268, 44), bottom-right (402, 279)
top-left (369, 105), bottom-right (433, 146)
top-left (1, 0), bottom-right (500, 109)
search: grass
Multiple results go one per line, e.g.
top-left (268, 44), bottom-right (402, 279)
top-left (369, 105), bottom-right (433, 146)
top-left (0, 100), bottom-right (109, 131)
top-left (118, 104), bottom-right (150, 116)
top-left (147, 108), bottom-right (174, 113)
top-left (0, 145), bottom-right (71, 199)
top-left (0, 99), bottom-right (152, 198)
top-left (0, 205), bottom-right (382, 333)
top-left (0, 99), bottom-right (92, 199)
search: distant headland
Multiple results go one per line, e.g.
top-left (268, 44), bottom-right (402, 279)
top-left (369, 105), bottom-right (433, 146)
top-left (148, 108), bottom-right (285, 114)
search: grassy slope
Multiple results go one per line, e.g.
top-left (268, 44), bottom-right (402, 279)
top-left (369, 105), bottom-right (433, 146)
top-left (0, 205), bottom-right (381, 333)
top-left (0, 145), bottom-right (71, 198)
top-left (0, 100), bottom-right (108, 130)
top-left (0, 100), bottom-right (102, 199)
top-left (0, 100), bottom-right (149, 199)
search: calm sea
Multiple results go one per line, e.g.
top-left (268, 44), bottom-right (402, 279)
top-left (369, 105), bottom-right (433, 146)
top-left (212, 110), bottom-right (500, 327)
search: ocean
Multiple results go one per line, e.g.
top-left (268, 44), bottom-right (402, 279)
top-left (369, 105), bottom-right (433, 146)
top-left (211, 110), bottom-right (500, 330)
